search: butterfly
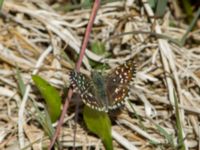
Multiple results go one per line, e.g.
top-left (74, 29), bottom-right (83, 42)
top-left (70, 59), bottom-right (136, 112)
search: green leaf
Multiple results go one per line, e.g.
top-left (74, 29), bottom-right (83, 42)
top-left (148, 0), bottom-right (157, 9)
top-left (32, 75), bottom-right (61, 123)
top-left (83, 106), bottom-right (113, 150)
top-left (148, 0), bottom-right (167, 17)
top-left (89, 41), bottom-right (110, 69)
top-left (91, 41), bottom-right (106, 55)
top-left (82, 0), bottom-right (92, 8)
top-left (15, 72), bottom-right (59, 148)
top-left (155, 0), bottom-right (167, 17)
top-left (0, 0), bottom-right (4, 9)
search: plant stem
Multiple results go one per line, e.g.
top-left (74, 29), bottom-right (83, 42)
top-left (75, 1), bottom-right (100, 71)
top-left (48, 0), bottom-right (100, 149)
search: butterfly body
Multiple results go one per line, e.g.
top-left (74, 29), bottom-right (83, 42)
top-left (70, 59), bottom-right (136, 112)
top-left (91, 72), bottom-right (109, 111)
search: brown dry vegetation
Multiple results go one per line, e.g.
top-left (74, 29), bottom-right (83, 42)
top-left (0, 0), bottom-right (200, 150)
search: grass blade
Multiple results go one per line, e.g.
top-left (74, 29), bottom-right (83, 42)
top-left (174, 90), bottom-right (186, 150)
top-left (16, 67), bottom-right (26, 96)
top-left (181, 7), bottom-right (200, 46)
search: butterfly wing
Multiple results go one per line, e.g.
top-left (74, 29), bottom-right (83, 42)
top-left (105, 60), bottom-right (136, 110)
top-left (70, 71), bottom-right (106, 112)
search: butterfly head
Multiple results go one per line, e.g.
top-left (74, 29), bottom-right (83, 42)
top-left (91, 71), bottom-right (103, 82)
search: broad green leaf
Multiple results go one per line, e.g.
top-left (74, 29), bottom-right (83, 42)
top-left (83, 106), bottom-right (113, 150)
top-left (16, 72), bottom-right (59, 148)
top-left (32, 75), bottom-right (61, 123)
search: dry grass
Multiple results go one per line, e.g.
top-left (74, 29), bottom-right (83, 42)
top-left (0, 0), bottom-right (200, 150)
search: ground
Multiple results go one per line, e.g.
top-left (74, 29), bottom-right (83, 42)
top-left (0, 0), bottom-right (200, 150)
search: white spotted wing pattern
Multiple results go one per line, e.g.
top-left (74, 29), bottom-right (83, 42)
top-left (70, 59), bottom-right (136, 112)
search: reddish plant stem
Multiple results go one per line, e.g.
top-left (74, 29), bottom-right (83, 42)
top-left (75, 0), bottom-right (100, 71)
top-left (48, 1), bottom-right (100, 150)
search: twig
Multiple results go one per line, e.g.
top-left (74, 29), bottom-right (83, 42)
top-left (108, 30), bottom-right (181, 46)
top-left (118, 119), bottom-right (163, 143)
top-left (142, 0), bottom-right (188, 149)
top-left (48, 0), bottom-right (100, 149)
top-left (112, 129), bottom-right (138, 150)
